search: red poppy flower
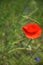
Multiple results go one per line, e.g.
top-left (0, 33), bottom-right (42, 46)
top-left (22, 23), bottom-right (42, 38)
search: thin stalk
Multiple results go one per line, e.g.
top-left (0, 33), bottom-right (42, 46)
top-left (25, 39), bottom-right (32, 48)
top-left (28, 16), bottom-right (40, 24)
top-left (28, 8), bottom-right (38, 17)
top-left (8, 39), bottom-right (32, 53)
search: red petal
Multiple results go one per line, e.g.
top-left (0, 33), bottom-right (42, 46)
top-left (22, 23), bottom-right (42, 38)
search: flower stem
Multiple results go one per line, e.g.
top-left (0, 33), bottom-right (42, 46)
top-left (25, 39), bottom-right (32, 48)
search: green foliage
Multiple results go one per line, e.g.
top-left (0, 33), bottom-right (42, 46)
top-left (0, 0), bottom-right (43, 65)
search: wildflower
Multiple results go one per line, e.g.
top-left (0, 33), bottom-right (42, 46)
top-left (22, 23), bottom-right (42, 38)
top-left (34, 56), bottom-right (40, 61)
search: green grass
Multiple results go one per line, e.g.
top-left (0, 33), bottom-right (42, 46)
top-left (0, 0), bottom-right (43, 65)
